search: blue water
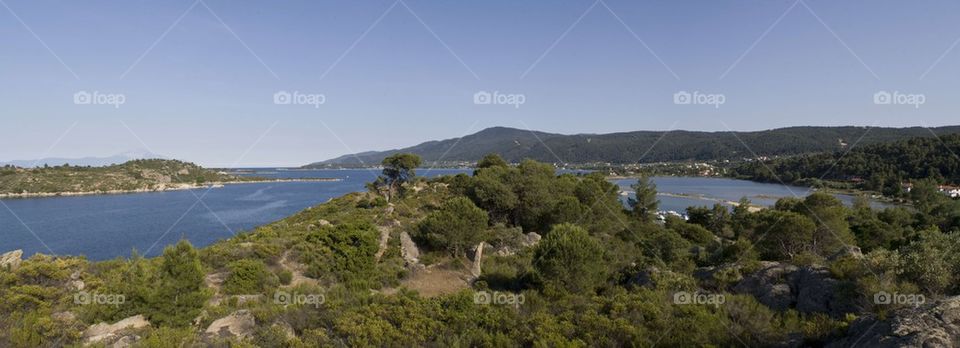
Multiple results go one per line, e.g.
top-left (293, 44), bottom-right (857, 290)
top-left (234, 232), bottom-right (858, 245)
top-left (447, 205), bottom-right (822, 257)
top-left (0, 169), bottom-right (469, 260)
top-left (614, 177), bottom-right (893, 213)
top-left (1, 170), bottom-right (890, 260)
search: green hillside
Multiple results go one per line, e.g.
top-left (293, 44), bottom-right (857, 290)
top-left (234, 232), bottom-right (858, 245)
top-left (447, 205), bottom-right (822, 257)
top-left (0, 159), bottom-right (240, 196)
top-left (307, 125), bottom-right (960, 167)
top-left (733, 133), bottom-right (960, 196)
top-left (3, 155), bottom-right (958, 346)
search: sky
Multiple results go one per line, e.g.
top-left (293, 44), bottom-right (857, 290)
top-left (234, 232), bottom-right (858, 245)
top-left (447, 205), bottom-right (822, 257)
top-left (2, 0), bottom-right (960, 167)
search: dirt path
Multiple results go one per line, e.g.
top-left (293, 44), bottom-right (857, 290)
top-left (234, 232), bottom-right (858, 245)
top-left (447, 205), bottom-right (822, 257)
top-left (279, 250), bottom-right (319, 287)
top-left (382, 264), bottom-right (471, 298)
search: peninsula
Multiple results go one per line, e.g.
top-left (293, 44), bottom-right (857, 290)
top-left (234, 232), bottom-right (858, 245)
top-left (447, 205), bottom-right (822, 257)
top-left (0, 159), bottom-right (340, 198)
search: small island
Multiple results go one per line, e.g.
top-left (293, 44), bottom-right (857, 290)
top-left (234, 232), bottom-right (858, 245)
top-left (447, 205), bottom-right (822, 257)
top-left (0, 159), bottom-right (340, 198)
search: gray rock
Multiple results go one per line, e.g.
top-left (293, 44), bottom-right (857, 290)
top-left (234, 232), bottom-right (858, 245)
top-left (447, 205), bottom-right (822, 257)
top-left (469, 242), bottom-right (490, 277)
top-left (399, 232), bottom-right (420, 265)
top-left (0, 249), bottom-right (23, 271)
top-left (733, 261), bottom-right (857, 317)
top-left (793, 267), bottom-right (839, 314)
top-left (733, 262), bottom-right (798, 311)
top-left (521, 232), bottom-right (542, 248)
top-left (205, 310), bottom-right (256, 340)
top-left (828, 296), bottom-right (960, 348)
top-left (828, 245), bottom-right (864, 261)
top-left (112, 335), bottom-right (140, 348)
top-left (84, 315), bottom-right (150, 344)
top-left (375, 226), bottom-right (391, 262)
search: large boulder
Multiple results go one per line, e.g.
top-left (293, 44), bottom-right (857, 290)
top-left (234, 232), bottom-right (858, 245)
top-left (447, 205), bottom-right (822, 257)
top-left (733, 262), bottom-right (798, 311)
top-left (828, 296), bottom-right (960, 348)
top-left (521, 232), bottom-right (542, 248)
top-left (0, 249), bottom-right (23, 271)
top-left (205, 310), bottom-right (256, 340)
top-left (468, 242), bottom-right (492, 277)
top-left (399, 231), bottom-right (420, 265)
top-left (83, 315), bottom-right (150, 344)
top-left (733, 261), bottom-right (858, 317)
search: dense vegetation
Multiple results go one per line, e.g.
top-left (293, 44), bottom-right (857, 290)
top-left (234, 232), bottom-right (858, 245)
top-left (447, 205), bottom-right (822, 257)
top-left (0, 159), bottom-right (244, 195)
top-left (1, 154), bottom-right (958, 346)
top-left (308, 126), bottom-right (960, 166)
top-left (732, 134), bottom-right (960, 196)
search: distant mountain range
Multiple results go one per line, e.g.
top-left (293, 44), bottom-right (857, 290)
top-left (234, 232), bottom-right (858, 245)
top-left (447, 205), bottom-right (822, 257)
top-left (0, 150), bottom-right (166, 168)
top-left (306, 126), bottom-right (960, 167)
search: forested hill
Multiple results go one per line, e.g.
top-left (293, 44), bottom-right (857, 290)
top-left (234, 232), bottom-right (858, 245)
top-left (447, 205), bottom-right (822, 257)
top-left (307, 125), bottom-right (960, 167)
top-left (732, 133), bottom-right (960, 195)
top-left (0, 159), bottom-right (239, 196)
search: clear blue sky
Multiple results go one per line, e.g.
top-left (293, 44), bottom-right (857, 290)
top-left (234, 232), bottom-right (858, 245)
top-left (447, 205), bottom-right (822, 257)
top-left (2, 0), bottom-right (959, 167)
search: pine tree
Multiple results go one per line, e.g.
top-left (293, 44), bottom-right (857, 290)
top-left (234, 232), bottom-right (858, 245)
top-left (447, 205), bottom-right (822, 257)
top-left (148, 240), bottom-right (208, 327)
top-left (628, 176), bottom-right (659, 222)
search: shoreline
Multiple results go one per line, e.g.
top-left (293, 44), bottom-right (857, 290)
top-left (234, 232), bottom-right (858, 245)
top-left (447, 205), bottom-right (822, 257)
top-left (0, 178), bottom-right (342, 199)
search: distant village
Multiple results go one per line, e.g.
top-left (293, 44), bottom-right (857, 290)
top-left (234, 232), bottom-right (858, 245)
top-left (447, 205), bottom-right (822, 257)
top-left (901, 182), bottom-right (960, 198)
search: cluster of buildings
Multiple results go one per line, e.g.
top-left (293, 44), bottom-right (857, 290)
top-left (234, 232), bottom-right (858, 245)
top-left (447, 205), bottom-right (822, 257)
top-left (901, 183), bottom-right (960, 198)
top-left (942, 185), bottom-right (960, 198)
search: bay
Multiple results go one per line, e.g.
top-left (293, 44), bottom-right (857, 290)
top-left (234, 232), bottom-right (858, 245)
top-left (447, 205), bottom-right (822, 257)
top-left (0, 169), bottom-right (891, 260)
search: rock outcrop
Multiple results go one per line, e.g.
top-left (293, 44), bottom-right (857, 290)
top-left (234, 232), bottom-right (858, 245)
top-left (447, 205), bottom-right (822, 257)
top-left (112, 335), bottom-right (140, 348)
top-left (205, 310), bottom-right (256, 340)
top-left (375, 225), bottom-right (391, 261)
top-left (732, 261), bottom-right (858, 317)
top-left (828, 245), bottom-right (864, 261)
top-left (521, 232), bottom-right (542, 248)
top-left (83, 315), bottom-right (150, 344)
top-left (469, 242), bottom-right (492, 277)
top-left (0, 249), bottom-right (23, 271)
top-left (828, 296), bottom-right (960, 348)
top-left (399, 231), bottom-right (420, 265)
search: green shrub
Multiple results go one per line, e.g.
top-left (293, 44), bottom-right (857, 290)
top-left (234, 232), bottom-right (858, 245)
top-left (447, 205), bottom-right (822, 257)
top-left (223, 259), bottom-right (277, 295)
top-left (148, 240), bottom-right (209, 327)
top-left (417, 197), bottom-right (489, 255)
top-left (302, 223), bottom-right (379, 288)
top-left (533, 223), bottom-right (606, 294)
top-left (277, 270), bottom-right (293, 286)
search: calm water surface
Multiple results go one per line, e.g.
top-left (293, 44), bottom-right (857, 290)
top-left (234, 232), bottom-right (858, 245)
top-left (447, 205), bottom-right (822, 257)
top-left (0, 170), bottom-right (889, 260)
